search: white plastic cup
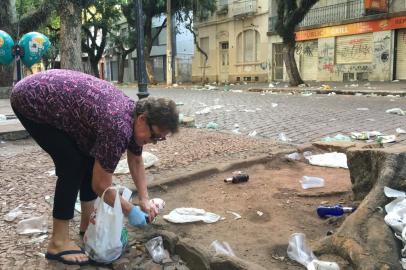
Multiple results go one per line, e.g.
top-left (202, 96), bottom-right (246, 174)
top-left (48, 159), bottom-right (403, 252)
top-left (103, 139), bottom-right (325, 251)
top-left (300, 176), bottom-right (325, 189)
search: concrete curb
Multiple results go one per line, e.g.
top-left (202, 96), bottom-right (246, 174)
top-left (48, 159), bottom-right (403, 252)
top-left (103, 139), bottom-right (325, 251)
top-left (146, 153), bottom-right (293, 191)
top-left (247, 87), bottom-right (406, 96)
top-left (135, 230), bottom-right (269, 270)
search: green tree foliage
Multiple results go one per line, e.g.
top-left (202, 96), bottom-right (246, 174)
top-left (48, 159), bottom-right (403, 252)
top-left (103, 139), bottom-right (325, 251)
top-left (81, 0), bottom-right (123, 77)
top-left (275, 0), bottom-right (318, 86)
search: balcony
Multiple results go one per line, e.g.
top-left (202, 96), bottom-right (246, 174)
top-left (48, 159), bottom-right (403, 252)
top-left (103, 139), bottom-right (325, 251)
top-left (269, 0), bottom-right (365, 32)
top-left (233, 0), bottom-right (257, 18)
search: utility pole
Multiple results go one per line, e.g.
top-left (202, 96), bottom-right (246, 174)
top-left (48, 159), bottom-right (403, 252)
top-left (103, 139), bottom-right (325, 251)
top-left (134, 0), bottom-right (149, 99)
top-left (166, 0), bottom-right (173, 85)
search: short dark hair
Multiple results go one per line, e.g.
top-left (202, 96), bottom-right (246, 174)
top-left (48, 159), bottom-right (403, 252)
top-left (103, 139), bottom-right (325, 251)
top-left (134, 97), bottom-right (179, 134)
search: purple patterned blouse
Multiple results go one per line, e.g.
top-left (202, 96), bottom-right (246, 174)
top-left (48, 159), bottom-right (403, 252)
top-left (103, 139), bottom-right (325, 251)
top-left (10, 69), bottom-right (142, 173)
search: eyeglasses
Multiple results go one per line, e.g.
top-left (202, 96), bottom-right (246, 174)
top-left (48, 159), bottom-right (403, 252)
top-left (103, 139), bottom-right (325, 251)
top-left (148, 123), bottom-right (166, 142)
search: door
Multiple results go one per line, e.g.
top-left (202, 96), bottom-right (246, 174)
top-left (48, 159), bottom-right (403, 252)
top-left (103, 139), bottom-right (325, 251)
top-left (298, 40), bottom-right (318, 81)
top-left (219, 42), bottom-right (229, 83)
top-left (396, 29), bottom-right (406, 80)
top-left (273, 43), bottom-right (284, 81)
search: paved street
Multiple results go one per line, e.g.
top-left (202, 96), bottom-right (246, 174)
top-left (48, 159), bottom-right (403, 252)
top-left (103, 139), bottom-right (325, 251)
top-left (122, 88), bottom-right (406, 145)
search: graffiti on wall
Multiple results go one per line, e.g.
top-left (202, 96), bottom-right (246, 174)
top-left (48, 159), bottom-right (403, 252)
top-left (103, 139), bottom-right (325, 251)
top-left (318, 32), bottom-right (391, 81)
top-left (336, 36), bottom-right (373, 64)
top-left (318, 39), bottom-right (334, 73)
top-left (295, 41), bottom-right (317, 57)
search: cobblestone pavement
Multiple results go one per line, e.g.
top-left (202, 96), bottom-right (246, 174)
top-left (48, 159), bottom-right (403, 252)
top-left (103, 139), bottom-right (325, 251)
top-left (121, 88), bottom-right (406, 146)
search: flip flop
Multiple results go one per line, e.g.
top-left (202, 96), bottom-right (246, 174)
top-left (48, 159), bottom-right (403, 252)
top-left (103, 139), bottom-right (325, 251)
top-left (45, 249), bottom-right (89, 266)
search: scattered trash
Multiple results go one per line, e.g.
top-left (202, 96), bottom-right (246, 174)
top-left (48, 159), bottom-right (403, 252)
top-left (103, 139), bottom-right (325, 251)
top-left (226, 211), bottom-right (241, 220)
top-left (317, 205), bottom-right (356, 218)
top-left (321, 84), bottom-right (331, 90)
top-left (287, 233), bottom-right (340, 270)
top-left (386, 108), bottom-right (405, 116)
top-left (350, 84), bottom-right (359, 87)
top-left (231, 90), bottom-right (243, 93)
top-left (351, 132), bottom-right (370, 140)
top-left (175, 101), bottom-right (184, 106)
top-left (271, 103), bottom-right (278, 108)
top-left (224, 171), bottom-right (249, 184)
top-left (0, 114), bottom-right (6, 122)
top-left (163, 208), bottom-right (221, 224)
top-left (305, 152), bottom-right (348, 169)
top-left (376, 135), bottom-right (396, 144)
top-left (240, 109), bottom-right (256, 113)
top-left (16, 216), bottom-right (48, 235)
top-left (269, 83), bottom-right (275, 88)
top-left (28, 234), bottom-right (48, 244)
top-left (248, 130), bottom-right (257, 137)
top-left (392, 80), bottom-right (400, 82)
top-left (145, 236), bottom-right (169, 263)
top-left (180, 116), bottom-right (195, 127)
top-left (232, 128), bottom-right (241, 134)
top-left (321, 134), bottom-right (351, 142)
top-left (303, 151), bottom-right (313, 158)
top-left (206, 122), bottom-right (219, 129)
top-left (384, 187), bottom-right (406, 267)
top-left (4, 204), bottom-right (23, 222)
top-left (46, 170), bottom-right (55, 176)
top-left (114, 151), bottom-right (159, 174)
top-left (286, 152), bottom-right (301, 160)
top-left (210, 240), bottom-right (236, 257)
top-left (150, 198), bottom-right (165, 214)
top-left (298, 84), bottom-right (307, 88)
top-left (301, 91), bottom-right (313, 97)
top-left (396, 128), bottom-right (406, 134)
top-left (256, 211), bottom-right (264, 216)
top-left (278, 133), bottom-right (292, 142)
top-left (300, 176), bottom-right (325, 189)
top-left (195, 107), bottom-right (212, 115)
top-left (356, 108), bottom-right (369, 111)
top-left (327, 92), bottom-right (336, 96)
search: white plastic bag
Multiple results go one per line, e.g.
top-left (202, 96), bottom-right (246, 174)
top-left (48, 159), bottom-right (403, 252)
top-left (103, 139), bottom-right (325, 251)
top-left (84, 187), bottom-right (124, 263)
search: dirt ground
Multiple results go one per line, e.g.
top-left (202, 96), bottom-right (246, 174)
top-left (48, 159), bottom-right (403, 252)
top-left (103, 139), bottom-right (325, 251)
top-left (149, 158), bottom-right (353, 269)
top-left (0, 128), bottom-right (355, 269)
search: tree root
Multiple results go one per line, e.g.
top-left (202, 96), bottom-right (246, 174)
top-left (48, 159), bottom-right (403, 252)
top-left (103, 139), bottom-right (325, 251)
top-left (312, 147), bottom-right (406, 270)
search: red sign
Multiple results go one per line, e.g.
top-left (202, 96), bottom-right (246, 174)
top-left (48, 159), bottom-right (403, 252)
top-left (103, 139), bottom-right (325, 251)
top-left (296, 16), bottom-right (406, 41)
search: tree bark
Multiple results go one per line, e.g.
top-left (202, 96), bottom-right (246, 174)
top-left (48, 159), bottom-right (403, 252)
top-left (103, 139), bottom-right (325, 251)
top-left (144, 14), bottom-right (156, 84)
top-left (312, 146), bottom-right (406, 270)
top-left (59, 0), bottom-right (82, 71)
top-left (117, 54), bottom-right (126, 84)
top-left (283, 42), bottom-right (303, 86)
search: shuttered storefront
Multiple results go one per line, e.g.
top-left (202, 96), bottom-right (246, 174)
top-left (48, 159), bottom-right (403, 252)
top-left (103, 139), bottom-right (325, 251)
top-left (336, 33), bottom-right (373, 64)
top-left (297, 40), bottom-right (318, 81)
top-left (396, 29), bottom-right (406, 80)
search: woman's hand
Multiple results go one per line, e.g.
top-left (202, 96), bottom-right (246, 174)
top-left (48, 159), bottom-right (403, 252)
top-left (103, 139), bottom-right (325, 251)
top-left (139, 198), bottom-right (158, 223)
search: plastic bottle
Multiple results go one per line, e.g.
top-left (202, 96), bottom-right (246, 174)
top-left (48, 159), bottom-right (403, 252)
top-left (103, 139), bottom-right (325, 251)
top-left (224, 172), bottom-right (249, 183)
top-left (317, 205), bottom-right (355, 218)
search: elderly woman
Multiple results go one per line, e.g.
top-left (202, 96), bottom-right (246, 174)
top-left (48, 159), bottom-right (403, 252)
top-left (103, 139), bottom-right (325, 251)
top-left (10, 69), bottom-right (179, 266)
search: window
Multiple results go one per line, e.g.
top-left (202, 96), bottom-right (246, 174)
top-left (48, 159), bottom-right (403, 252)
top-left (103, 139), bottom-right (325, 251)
top-left (237, 29), bottom-right (260, 63)
top-left (200, 37), bottom-right (209, 66)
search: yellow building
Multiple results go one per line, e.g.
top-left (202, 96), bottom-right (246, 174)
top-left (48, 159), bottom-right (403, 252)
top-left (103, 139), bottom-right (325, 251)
top-left (192, 0), bottom-right (269, 84)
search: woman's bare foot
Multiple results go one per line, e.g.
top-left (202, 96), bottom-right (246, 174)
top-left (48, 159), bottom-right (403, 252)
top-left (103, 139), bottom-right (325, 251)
top-left (47, 238), bottom-right (88, 264)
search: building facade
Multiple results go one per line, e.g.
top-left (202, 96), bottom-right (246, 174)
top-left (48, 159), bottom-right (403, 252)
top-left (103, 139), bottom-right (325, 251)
top-left (268, 0), bottom-right (406, 82)
top-left (104, 15), bottom-right (194, 84)
top-left (191, 0), bottom-right (269, 83)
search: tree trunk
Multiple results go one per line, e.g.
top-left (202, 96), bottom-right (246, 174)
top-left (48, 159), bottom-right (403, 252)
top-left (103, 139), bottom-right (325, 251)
top-left (0, 0), bottom-right (14, 87)
top-left (283, 42), bottom-right (303, 86)
top-left (144, 15), bottom-right (156, 84)
top-left (90, 59), bottom-right (99, 78)
top-left (117, 54), bottom-right (125, 84)
top-left (312, 146), bottom-right (406, 270)
top-left (59, 1), bottom-right (82, 71)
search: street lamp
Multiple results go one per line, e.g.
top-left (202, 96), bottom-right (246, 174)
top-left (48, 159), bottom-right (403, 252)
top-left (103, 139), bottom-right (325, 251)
top-left (134, 0), bottom-right (149, 99)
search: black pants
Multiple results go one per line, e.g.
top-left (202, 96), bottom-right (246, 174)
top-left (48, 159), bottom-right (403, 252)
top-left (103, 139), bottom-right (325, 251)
top-left (12, 107), bottom-right (97, 220)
